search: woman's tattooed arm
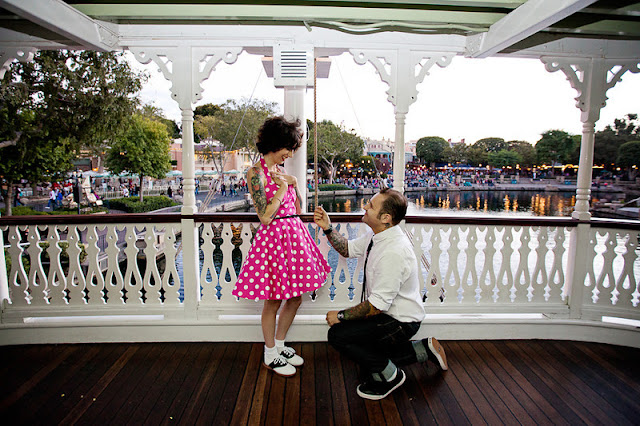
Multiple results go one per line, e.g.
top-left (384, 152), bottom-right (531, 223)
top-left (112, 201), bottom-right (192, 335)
top-left (248, 166), bottom-right (283, 225)
top-left (342, 300), bottom-right (382, 320)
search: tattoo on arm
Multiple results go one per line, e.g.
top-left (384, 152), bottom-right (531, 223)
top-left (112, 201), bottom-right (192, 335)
top-left (343, 300), bottom-right (382, 320)
top-left (294, 186), bottom-right (302, 213)
top-left (249, 168), bottom-right (267, 216)
top-left (327, 230), bottom-right (349, 258)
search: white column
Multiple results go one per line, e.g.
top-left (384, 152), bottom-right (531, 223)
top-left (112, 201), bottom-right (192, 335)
top-left (0, 219), bottom-right (8, 306)
top-left (283, 86), bottom-right (308, 212)
top-left (350, 49), bottom-right (454, 194)
top-left (181, 108), bottom-right (197, 215)
top-left (573, 122), bottom-right (596, 219)
top-left (393, 112), bottom-right (407, 192)
top-left (541, 57), bottom-right (640, 219)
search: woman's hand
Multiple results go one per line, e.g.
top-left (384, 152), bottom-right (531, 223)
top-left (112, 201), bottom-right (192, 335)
top-left (271, 171), bottom-right (297, 187)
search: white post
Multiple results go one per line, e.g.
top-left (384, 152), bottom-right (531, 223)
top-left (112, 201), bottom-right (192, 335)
top-left (349, 48), bottom-right (454, 194)
top-left (283, 86), bottom-right (308, 212)
top-left (0, 215), bottom-right (8, 309)
top-left (541, 56), bottom-right (640, 318)
top-left (393, 112), bottom-right (407, 193)
top-left (181, 108), bottom-right (197, 215)
top-left (573, 122), bottom-right (596, 220)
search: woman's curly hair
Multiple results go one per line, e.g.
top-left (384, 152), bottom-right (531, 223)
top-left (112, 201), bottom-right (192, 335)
top-left (255, 116), bottom-right (303, 155)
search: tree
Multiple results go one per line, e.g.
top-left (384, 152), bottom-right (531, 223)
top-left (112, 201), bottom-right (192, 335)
top-left (488, 149), bottom-right (524, 168)
top-left (507, 140), bottom-right (536, 167)
top-left (467, 137), bottom-right (507, 166)
top-left (0, 50), bottom-right (143, 215)
top-left (214, 98), bottom-right (279, 165)
top-left (105, 115), bottom-right (172, 203)
top-left (617, 140), bottom-right (640, 179)
top-left (307, 120), bottom-right (364, 183)
top-left (416, 136), bottom-right (449, 165)
top-left (140, 104), bottom-right (180, 139)
top-left (446, 143), bottom-right (469, 164)
top-left (594, 114), bottom-right (639, 170)
top-left (535, 130), bottom-right (576, 171)
top-left (194, 103), bottom-right (222, 118)
top-left (194, 114), bottom-right (227, 175)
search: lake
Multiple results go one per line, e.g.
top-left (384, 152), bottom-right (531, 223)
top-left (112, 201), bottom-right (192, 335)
top-left (308, 190), bottom-right (618, 217)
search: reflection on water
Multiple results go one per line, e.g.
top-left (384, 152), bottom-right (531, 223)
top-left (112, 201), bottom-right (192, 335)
top-left (309, 190), bottom-right (585, 216)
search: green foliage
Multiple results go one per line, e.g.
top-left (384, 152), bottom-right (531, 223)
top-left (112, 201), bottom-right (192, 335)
top-left (0, 206), bottom-right (48, 216)
top-left (617, 141), bottom-right (640, 168)
top-left (319, 184), bottom-right (352, 191)
top-left (307, 120), bottom-right (365, 183)
top-left (39, 242), bottom-right (88, 265)
top-left (105, 114), bottom-right (172, 202)
top-left (488, 149), bottom-right (524, 168)
top-left (595, 114), bottom-right (639, 170)
top-left (214, 98), bottom-right (279, 163)
top-left (447, 143), bottom-right (469, 164)
top-left (194, 103), bottom-right (223, 118)
top-left (0, 206), bottom-right (107, 216)
top-left (0, 50), bottom-right (143, 216)
top-left (507, 140), bottom-right (536, 167)
top-left (140, 104), bottom-right (180, 139)
top-left (535, 130), bottom-right (577, 166)
top-left (106, 196), bottom-right (178, 213)
top-left (416, 136), bottom-right (449, 164)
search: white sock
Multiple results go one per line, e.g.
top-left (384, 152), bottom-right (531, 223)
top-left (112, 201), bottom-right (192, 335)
top-left (264, 345), bottom-right (278, 364)
top-left (275, 338), bottom-right (285, 352)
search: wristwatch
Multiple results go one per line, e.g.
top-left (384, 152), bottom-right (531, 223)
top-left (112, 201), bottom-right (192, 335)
top-left (337, 310), bottom-right (345, 321)
top-left (323, 224), bottom-right (333, 235)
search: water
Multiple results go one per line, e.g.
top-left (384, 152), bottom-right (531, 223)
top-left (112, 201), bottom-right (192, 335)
top-left (308, 190), bottom-right (614, 217)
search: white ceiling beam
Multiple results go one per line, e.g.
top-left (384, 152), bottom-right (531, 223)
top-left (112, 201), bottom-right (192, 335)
top-left (0, 0), bottom-right (117, 51)
top-left (466, 0), bottom-right (598, 58)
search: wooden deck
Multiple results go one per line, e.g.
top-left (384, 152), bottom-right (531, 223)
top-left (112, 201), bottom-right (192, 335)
top-left (1, 340), bottom-right (639, 425)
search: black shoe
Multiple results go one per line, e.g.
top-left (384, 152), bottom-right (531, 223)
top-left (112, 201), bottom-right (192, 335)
top-left (356, 369), bottom-right (406, 400)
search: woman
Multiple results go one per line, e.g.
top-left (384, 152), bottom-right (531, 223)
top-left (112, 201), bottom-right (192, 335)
top-left (232, 116), bottom-right (330, 377)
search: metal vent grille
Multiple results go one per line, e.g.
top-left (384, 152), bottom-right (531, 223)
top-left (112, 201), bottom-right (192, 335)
top-left (274, 44), bottom-right (314, 87)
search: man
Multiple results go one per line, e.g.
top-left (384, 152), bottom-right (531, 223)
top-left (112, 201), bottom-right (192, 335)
top-left (313, 188), bottom-right (448, 400)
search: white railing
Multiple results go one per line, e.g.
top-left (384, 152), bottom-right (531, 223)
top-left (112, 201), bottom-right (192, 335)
top-left (0, 213), bottom-right (638, 347)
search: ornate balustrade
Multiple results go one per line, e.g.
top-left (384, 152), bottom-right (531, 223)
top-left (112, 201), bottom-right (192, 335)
top-left (1, 213), bottom-right (638, 347)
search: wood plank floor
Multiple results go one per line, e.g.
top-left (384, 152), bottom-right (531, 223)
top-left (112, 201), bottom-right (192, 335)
top-left (1, 340), bottom-right (639, 425)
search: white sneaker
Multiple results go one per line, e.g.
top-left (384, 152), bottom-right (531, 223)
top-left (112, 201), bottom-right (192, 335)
top-left (263, 355), bottom-right (296, 377)
top-left (279, 346), bottom-right (304, 367)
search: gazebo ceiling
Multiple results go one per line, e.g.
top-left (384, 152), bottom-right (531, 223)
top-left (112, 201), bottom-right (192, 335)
top-left (0, 0), bottom-right (639, 58)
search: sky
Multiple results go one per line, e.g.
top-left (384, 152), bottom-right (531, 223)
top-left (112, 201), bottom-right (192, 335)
top-left (130, 51), bottom-right (639, 146)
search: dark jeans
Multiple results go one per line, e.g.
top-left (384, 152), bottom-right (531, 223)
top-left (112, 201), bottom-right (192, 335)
top-left (328, 313), bottom-right (421, 374)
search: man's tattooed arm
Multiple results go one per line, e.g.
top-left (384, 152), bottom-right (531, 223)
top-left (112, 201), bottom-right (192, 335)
top-left (342, 300), bottom-right (382, 320)
top-left (326, 229), bottom-right (350, 258)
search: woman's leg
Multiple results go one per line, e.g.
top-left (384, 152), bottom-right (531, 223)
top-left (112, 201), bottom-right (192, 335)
top-left (275, 296), bottom-right (302, 341)
top-left (262, 299), bottom-right (282, 347)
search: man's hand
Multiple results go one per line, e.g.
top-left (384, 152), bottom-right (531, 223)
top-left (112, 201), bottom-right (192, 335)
top-left (326, 310), bottom-right (340, 326)
top-left (314, 206), bottom-right (331, 231)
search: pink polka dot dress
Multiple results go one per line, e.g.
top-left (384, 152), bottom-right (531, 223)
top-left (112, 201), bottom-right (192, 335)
top-left (232, 158), bottom-right (330, 301)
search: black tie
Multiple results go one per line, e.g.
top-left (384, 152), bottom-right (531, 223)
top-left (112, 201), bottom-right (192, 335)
top-left (361, 239), bottom-right (374, 303)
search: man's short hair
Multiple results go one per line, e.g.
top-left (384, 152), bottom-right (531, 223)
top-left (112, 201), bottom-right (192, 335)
top-left (378, 188), bottom-right (408, 225)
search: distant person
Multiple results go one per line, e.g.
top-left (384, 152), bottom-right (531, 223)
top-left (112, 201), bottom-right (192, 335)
top-left (48, 187), bottom-right (56, 209)
top-left (167, 185), bottom-right (173, 198)
top-left (232, 116), bottom-right (330, 377)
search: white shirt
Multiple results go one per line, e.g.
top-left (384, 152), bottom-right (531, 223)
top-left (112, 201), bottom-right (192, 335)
top-left (348, 225), bottom-right (425, 323)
